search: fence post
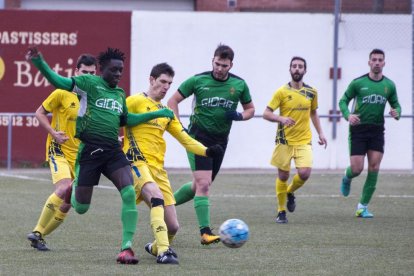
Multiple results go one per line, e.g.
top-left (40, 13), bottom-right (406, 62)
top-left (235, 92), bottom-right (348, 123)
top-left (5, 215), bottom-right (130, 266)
top-left (7, 114), bottom-right (12, 170)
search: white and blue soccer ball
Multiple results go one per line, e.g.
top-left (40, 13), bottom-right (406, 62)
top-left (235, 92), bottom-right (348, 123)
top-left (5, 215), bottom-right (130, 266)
top-left (219, 218), bottom-right (249, 248)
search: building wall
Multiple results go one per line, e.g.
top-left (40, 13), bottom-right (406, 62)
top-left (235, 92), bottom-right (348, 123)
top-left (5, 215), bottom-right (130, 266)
top-left (8, 0), bottom-right (194, 11)
top-left (0, 10), bottom-right (132, 166)
top-left (131, 11), bottom-right (412, 169)
top-left (3, 0), bottom-right (411, 13)
top-left (0, 9), bottom-right (411, 169)
top-left (195, 0), bottom-right (411, 13)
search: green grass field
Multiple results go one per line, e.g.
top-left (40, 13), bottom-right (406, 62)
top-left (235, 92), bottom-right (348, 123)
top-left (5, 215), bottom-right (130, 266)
top-left (1, 169), bottom-right (413, 275)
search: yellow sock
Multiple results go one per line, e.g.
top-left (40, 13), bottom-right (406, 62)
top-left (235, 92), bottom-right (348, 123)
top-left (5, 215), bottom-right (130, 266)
top-left (150, 232), bottom-right (176, 256)
top-left (33, 193), bottom-right (62, 235)
top-left (168, 233), bottom-right (175, 244)
top-left (287, 174), bottom-right (306, 194)
top-left (150, 206), bottom-right (169, 255)
top-left (276, 178), bottom-right (287, 212)
top-left (150, 239), bottom-right (157, 255)
top-left (43, 208), bottom-right (68, 236)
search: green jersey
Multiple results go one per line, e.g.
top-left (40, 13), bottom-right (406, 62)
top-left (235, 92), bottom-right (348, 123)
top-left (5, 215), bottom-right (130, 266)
top-left (72, 75), bottom-right (127, 146)
top-left (178, 71), bottom-right (252, 136)
top-left (339, 74), bottom-right (401, 125)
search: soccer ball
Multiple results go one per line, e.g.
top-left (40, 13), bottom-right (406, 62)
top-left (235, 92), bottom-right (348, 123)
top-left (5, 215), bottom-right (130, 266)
top-left (219, 219), bottom-right (249, 248)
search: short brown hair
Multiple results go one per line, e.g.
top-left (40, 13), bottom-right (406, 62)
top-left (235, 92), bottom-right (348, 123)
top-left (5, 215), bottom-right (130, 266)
top-left (369, 48), bottom-right (385, 59)
top-left (214, 44), bottom-right (234, 61)
top-left (76, 54), bottom-right (97, 69)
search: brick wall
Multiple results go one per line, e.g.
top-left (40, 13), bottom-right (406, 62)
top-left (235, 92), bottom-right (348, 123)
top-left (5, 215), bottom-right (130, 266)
top-left (195, 0), bottom-right (411, 14)
top-left (5, 0), bottom-right (411, 13)
top-left (5, 0), bottom-right (21, 8)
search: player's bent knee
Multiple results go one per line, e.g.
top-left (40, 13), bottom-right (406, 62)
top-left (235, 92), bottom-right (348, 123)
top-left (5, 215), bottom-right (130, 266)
top-left (120, 185), bottom-right (136, 204)
top-left (168, 222), bottom-right (179, 235)
top-left (151, 197), bottom-right (165, 208)
top-left (350, 165), bottom-right (364, 176)
top-left (352, 170), bottom-right (362, 177)
top-left (195, 181), bottom-right (210, 194)
top-left (74, 203), bottom-right (90, 214)
top-left (71, 196), bottom-right (89, 214)
top-left (60, 202), bottom-right (71, 213)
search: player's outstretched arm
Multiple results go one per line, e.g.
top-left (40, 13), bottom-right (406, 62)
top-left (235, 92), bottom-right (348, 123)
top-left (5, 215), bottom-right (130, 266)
top-left (26, 47), bottom-right (73, 91)
top-left (173, 133), bottom-right (223, 158)
top-left (126, 108), bottom-right (174, 127)
top-left (166, 115), bottom-right (208, 156)
top-left (167, 117), bottom-right (221, 158)
top-left (169, 122), bottom-right (224, 158)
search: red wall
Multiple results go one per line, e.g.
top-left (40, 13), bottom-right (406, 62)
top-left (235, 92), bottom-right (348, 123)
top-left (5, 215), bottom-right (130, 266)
top-left (0, 10), bottom-right (131, 167)
top-left (195, 0), bottom-right (411, 13)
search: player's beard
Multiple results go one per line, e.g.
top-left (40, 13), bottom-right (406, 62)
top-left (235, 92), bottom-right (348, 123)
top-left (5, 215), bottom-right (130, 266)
top-left (213, 70), bottom-right (227, 80)
top-left (372, 66), bottom-right (382, 74)
top-left (291, 72), bottom-right (304, 82)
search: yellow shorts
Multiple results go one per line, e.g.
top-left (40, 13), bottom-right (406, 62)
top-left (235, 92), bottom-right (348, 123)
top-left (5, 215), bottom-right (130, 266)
top-left (131, 161), bottom-right (175, 206)
top-left (48, 154), bottom-right (75, 184)
top-left (270, 144), bottom-right (313, 171)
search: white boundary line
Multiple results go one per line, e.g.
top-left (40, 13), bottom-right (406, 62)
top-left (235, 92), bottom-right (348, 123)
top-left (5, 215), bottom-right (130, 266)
top-left (0, 172), bottom-right (50, 182)
top-left (214, 194), bottom-right (414, 198)
top-left (2, 172), bottom-right (414, 199)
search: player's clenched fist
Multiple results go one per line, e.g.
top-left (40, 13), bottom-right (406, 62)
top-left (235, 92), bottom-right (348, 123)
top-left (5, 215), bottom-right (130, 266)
top-left (25, 46), bottom-right (40, 61)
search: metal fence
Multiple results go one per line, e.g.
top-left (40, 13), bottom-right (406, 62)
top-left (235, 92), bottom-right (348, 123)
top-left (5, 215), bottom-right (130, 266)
top-left (1, 112), bottom-right (413, 170)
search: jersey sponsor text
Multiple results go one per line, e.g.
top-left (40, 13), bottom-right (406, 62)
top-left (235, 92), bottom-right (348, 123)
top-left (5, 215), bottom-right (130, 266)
top-left (95, 98), bottom-right (123, 114)
top-left (201, 97), bottom-right (234, 108)
top-left (362, 94), bottom-right (386, 105)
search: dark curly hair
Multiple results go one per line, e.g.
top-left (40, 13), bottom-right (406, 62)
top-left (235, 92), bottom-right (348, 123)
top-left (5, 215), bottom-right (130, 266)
top-left (97, 47), bottom-right (125, 70)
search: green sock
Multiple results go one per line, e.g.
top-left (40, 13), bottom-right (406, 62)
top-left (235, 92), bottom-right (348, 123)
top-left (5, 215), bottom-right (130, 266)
top-left (174, 182), bottom-right (195, 206)
top-left (194, 196), bottom-right (210, 229)
top-left (345, 166), bottom-right (354, 179)
top-left (360, 171), bottom-right (378, 205)
top-left (120, 185), bottom-right (138, 251)
top-left (70, 183), bottom-right (90, 214)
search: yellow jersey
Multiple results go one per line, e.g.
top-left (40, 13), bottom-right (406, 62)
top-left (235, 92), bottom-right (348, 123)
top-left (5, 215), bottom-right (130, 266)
top-left (267, 83), bottom-right (318, 145)
top-left (123, 93), bottom-right (207, 168)
top-left (42, 89), bottom-right (80, 163)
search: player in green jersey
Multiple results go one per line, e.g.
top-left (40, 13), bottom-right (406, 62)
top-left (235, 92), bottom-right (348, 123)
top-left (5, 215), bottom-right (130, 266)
top-left (338, 49), bottom-right (401, 218)
top-left (27, 54), bottom-right (97, 252)
top-left (26, 46), bottom-right (174, 264)
top-left (168, 44), bottom-right (255, 244)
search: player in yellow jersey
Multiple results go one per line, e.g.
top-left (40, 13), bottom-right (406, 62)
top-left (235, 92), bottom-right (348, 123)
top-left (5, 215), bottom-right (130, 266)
top-left (123, 63), bottom-right (223, 264)
top-left (27, 54), bottom-right (97, 250)
top-left (263, 56), bottom-right (327, 223)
